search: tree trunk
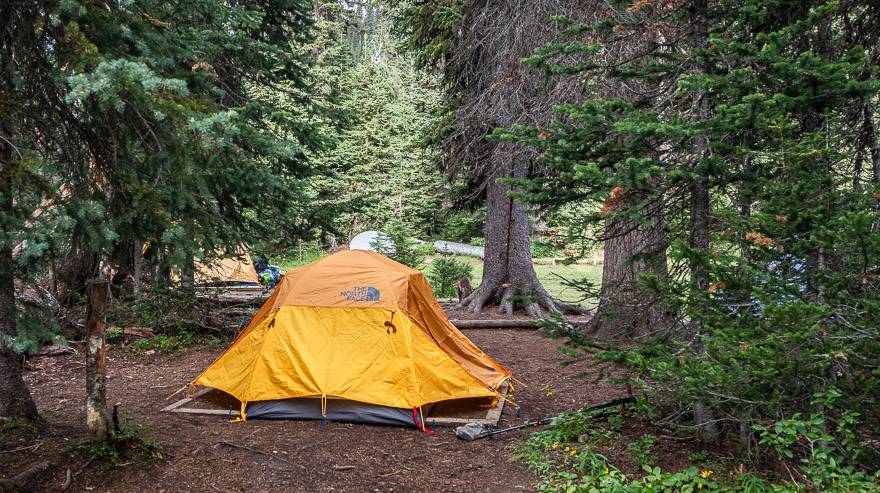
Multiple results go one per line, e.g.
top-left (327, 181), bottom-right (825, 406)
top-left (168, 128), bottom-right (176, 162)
top-left (111, 240), bottom-right (142, 295)
top-left (865, 97), bottom-right (880, 183)
top-left (688, 0), bottom-right (718, 443)
top-left (181, 256), bottom-right (195, 294)
top-left (0, 138), bottom-right (38, 420)
top-left (459, 158), bottom-right (564, 318)
top-left (590, 193), bottom-right (669, 340)
top-left (0, 237), bottom-right (38, 420)
top-left (85, 266), bottom-right (111, 441)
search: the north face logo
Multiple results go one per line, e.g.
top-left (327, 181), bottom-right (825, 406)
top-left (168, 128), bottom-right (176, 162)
top-left (340, 286), bottom-right (381, 302)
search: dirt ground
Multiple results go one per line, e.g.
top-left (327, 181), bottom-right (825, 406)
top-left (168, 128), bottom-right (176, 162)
top-left (5, 316), bottom-right (640, 492)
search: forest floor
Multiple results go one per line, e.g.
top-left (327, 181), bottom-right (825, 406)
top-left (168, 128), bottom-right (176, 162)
top-left (3, 309), bottom-right (704, 493)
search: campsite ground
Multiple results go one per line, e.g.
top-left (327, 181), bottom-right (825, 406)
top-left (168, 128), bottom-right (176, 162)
top-left (2, 319), bottom-right (678, 492)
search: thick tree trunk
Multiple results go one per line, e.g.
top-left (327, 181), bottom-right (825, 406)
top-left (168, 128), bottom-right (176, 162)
top-left (590, 193), bottom-right (669, 340)
top-left (111, 240), bottom-right (143, 295)
top-left (0, 139), bottom-right (38, 420)
top-left (0, 239), bottom-right (38, 420)
top-left (459, 158), bottom-right (563, 318)
top-left (85, 266), bottom-right (111, 441)
top-left (688, 0), bottom-right (718, 443)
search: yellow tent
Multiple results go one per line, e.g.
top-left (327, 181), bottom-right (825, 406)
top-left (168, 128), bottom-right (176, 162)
top-left (192, 250), bottom-right (511, 427)
top-left (194, 248), bottom-right (260, 286)
top-left (160, 245), bottom-right (261, 286)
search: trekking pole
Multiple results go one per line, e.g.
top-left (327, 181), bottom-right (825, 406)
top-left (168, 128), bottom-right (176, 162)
top-left (457, 390), bottom-right (637, 441)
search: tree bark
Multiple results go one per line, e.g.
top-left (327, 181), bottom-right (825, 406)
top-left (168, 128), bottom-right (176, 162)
top-left (590, 192), bottom-right (669, 340)
top-left (865, 97), bottom-right (880, 183)
top-left (459, 158), bottom-right (563, 318)
top-left (0, 244), bottom-right (38, 420)
top-left (688, 0), bottom-right (718, 443)
top-left (0, 138), bottom-right (38, 420)
top-left (85, 266), bottom-right (111, 441)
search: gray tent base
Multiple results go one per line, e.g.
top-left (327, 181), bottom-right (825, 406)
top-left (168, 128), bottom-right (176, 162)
top-left (247, 398), bottom-right (416, 427)
top-left (161, 382), bottom-right (508, 428)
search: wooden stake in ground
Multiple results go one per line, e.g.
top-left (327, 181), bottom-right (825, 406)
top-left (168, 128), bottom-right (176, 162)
top-left (85, 266), bottom-right (111, 441)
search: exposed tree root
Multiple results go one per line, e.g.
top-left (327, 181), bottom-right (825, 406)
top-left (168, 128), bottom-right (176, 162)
top-left (459, 278), bottom-right (586, 318)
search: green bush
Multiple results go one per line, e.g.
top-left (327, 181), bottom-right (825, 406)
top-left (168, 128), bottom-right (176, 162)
top-left (427, 255), bottom-right (474, 298)
top-left (531, 239), bottom-right (562, 259)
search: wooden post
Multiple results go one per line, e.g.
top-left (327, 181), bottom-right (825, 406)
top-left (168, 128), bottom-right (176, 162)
top-left (85, 268), bottom-right (111, 441)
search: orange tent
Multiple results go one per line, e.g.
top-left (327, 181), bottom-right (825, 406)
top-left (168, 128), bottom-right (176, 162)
top-left (192, 250), bottom-right (510, 426)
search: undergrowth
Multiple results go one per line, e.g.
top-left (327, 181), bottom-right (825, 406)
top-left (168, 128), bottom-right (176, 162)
top-left (514, 401), bottom-right (880, 492)
top-left (116, 330), bottom-right (227, 353)
top-left (66, 414), bottom-right (162, 469)
top-left (528, 315), bottom-right (880, 492)
top-left (427, 255), bottom-right (473, 298)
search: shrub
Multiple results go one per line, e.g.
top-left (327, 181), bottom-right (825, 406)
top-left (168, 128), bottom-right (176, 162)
top-left (427, 255), bottom-right (474, 298)
top-left (67, 413), bottom-right (162, 469)
top-left (531, 239), bottom-right (561, 259)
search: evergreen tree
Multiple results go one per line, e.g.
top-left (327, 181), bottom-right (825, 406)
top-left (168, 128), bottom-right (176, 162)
top-left (1, 0), bottom-right (325, 423)
top-left (504, 0), bottom-right (880, 456)
top-left (315, 3), bottom-right (446, 240)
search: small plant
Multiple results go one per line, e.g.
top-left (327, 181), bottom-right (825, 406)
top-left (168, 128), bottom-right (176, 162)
top-left (106, 328), bottom-right (125, 344)
top-left (128, 331), bottom-right (194, 354)
top-left (427, 255), bottom-right (474, 298)
top-left (67, 414), bottom-right (162, 469)
top-left (688, 450), bottom-right (709, 464)
top-left (626, 433), bottom-right (657, 468)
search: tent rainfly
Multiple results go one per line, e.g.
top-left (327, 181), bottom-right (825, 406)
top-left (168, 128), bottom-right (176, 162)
top-left (191, 250), bottom-right (511, 428)
top-left (194, 247), bottom-right (260, 286)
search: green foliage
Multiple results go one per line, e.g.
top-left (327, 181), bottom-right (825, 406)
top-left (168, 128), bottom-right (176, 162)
top-left (67, 414), bottom-right (162, 469)
top-left (531, 240), bottom-right (562, 259)
top-left (514, 408), bottom-right (879, 492)
top-left (498, 0), bottom-right (880, 474)
top-left (311, 7), bottom-right (447, 240)
top-left (370, 223), bottom-right (427, 269)
top-left (2, 0), bottom-right (332, 357)
top-left (427, 255), bottom-right (473, 297)
top-left (626, 433), bottom-right (657, 468)
top-left (385, 0), bottom-right (465, 68)
top-left (128, 332), bottom-right (195, 354)
top-left (438, 207), bottom-right (485, 243)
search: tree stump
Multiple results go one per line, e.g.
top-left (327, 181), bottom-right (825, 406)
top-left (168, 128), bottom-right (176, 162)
top-left (456, 277), bottom-right (473, 303)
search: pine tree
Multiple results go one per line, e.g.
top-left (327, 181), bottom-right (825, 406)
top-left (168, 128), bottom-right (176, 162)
top-left (1, 0), bottom-right (325, 427)
top-left (504, 0), bottom-right (880, 454)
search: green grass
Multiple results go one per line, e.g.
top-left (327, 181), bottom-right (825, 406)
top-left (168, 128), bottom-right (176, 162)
top-left (422, 256), bottom-right (601, 305)
top-left (277, 251), bottom-right (602, 305)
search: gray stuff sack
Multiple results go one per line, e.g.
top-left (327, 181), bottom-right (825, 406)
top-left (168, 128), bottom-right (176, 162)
top-left (454, 422), bottom-right (489, 441)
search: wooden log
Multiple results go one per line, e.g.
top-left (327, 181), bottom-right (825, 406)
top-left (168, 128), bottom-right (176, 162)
top-left (0, 459), bottom-right (51, 490)
top-left (449, 319), bottom-right (540, 329)
top-left (85, 273), bottom-right (110, 442)
top-left (433, 240), bottom-right (485, 258)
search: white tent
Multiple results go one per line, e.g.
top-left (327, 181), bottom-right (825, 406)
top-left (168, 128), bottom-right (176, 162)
top-left (349, 230), bottom-right (395, 254)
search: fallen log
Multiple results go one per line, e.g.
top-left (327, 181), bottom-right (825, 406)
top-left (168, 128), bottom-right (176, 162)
top-left (433, 240), bottom-right (485, 259)
top-left (449, 319), bottom-right (539, 329)
top-left (0, 459), bottom-right (51, 491)
top-left (196, 293), bottom-right (270, 305)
